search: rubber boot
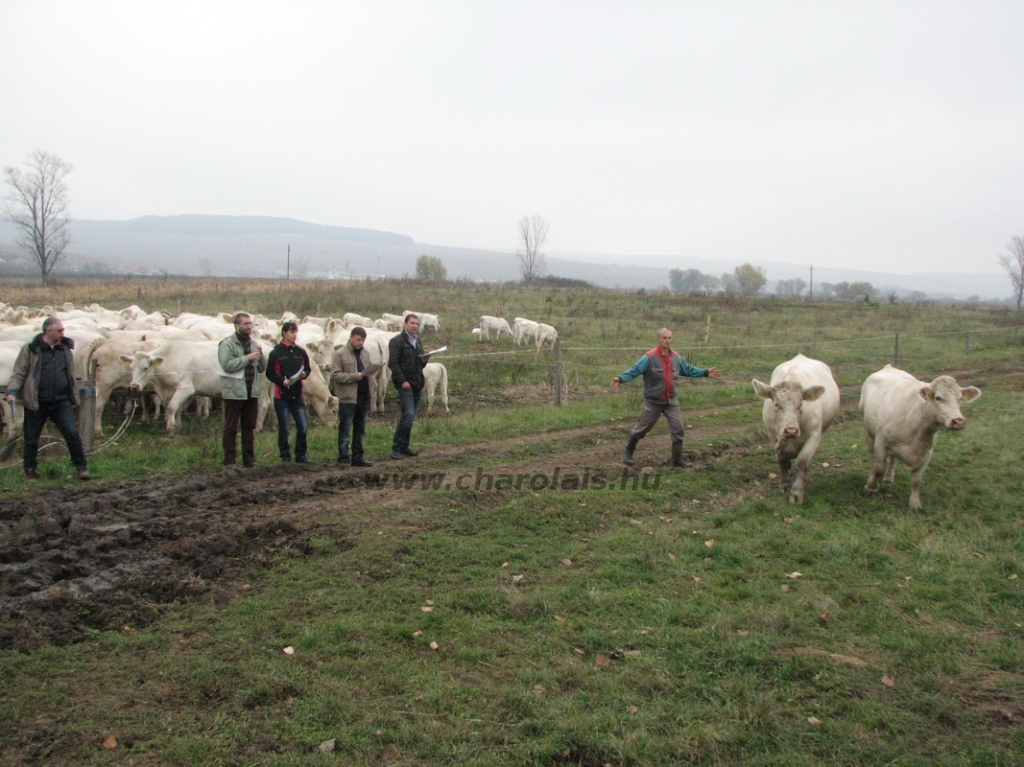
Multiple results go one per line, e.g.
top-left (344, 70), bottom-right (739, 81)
top-left (672, 442), bottom-right (693, 469)
top-left (622, 437), bottom-right (639, 466)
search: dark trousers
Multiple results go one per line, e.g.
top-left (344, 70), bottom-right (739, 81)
top-left (630, 400), bottom-right (685, 444)
top-left (338, 394), bottom-right (370, 462)
top-left (223, 397), bottom-right (259, 467)
top-left (274, 397), bottom-right (308, 461)
top-left (22, 399), bottom-right (87, 471)
top-left (392, 386), bottom-right (422, 452)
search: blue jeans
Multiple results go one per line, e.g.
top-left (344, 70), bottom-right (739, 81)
top-left (338, 394), bottom-right (370, 462)
top-left (392, 386), bottom-right (421, 453)
top-left (23, 399), bottom-right (87, 471)
top-left (274, 397), bottom-right (308, 461)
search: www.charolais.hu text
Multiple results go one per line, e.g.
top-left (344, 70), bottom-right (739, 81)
top-left (363, 467), bottom-right (661, 492)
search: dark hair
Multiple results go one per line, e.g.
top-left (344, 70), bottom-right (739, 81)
top-left (42, 316), bottom-right (62, 332)
top-left (281, 320), bottom-right (298, 334)
top-left (404, 313), bottom-right (419, 325)
top-left (233, 312), bottom-right (251, 326)
top-left (350, 326), bottom-right (367, 338)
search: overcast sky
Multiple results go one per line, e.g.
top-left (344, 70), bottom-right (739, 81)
top-left (2, 1), bottom-right (1022, 275)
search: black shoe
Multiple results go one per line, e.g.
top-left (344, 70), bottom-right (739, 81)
top-left (281, 457), bottom-right (293, 463)
top-left (295, 457), bottom-right (310, 464)
top-left (673, 459), bottom-right (694, 469)
top-left (351, 459), bottom-right (374, 467)
top-left (400, 448), bottom-right (418, 457)
top-left (243, 462), bottom-right (258, 469)
top-left (391, 451), bottom-right (403, 460)
top-left (25, 469), bottom-right (37, 483)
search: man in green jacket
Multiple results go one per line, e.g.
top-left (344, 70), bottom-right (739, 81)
top-left (218, 312), bottom-right (266, 469)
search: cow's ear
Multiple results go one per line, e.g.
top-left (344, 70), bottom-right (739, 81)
top-left (151, 357), bottom-right (165, 367)
top-left (119, 355), bottom-right (132, 365)
top-left (961, 386), bottom-right (982, 402)
top-left (920, 386), bottom-right (934, 401)
top-left (803, 385), bottom-right (825, 401)
top-left (752, 379), bottom-right (773, 399)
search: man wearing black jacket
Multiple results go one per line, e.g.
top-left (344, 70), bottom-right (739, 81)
top-left (387, 314), bottom-right (428, 459)
top-left (5, 317), bottom-right (89, 482)
top-left (266, 321), bottom-right (312, 463)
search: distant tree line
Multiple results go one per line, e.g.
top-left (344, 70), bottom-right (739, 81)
top-left (669, 264), bottom-right (880, 302)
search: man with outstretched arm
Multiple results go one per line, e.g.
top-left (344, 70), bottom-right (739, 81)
top-left (611, 327), bottom-right (721, 468)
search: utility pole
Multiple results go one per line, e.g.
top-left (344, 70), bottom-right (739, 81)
top-left (287, 244), bottom-right (291, 280)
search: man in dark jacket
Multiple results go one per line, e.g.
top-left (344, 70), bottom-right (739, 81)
top-left (4, 316), bottom-right (89, 482)
top-left (611, 327), bottom-right (721, 468)
top-left (266, 321), bottom-right (312, 463)
top-left (387, 314), bottom-right (428, 459)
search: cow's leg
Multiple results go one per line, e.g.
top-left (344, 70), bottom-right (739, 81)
top-left (882, 455), bottom-right (898, 484)
top-left (164, 387), bottom-right (195, 433)
top-left (865, 434), bottom-right (887, 493)
top-left (907, 452), bottom-right (933, 510)
top-left (789, 434), bottom-right (822, 504)
top-left (441, 383), bottom-right (449, 414)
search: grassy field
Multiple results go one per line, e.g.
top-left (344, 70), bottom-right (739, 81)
top-left (1, 278), bottom-right (1022, 766)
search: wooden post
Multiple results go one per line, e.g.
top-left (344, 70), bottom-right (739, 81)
top-left (893, 333), bottom-right (900, 368)
top-left (554, 338), bottom-right (564, 406)
top-left (703, 314), bottom-right (712, 344)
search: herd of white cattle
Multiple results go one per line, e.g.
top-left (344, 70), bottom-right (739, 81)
top-left (1, 303), bottom-right (980, 508)
top-left (0, 303), bottom-right (450, 440)
top-left (475, 315), bottom-right (558, 350)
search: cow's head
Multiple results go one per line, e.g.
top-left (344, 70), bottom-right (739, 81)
top-left (920, 376), bottom-right (981, 430)
top-left (754, 378), bottom-right (825, 447)
top-left (120, 350), bottom-right (165, 396)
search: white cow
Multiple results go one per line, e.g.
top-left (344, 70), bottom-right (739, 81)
top-left (121, 340), bottom-right (271, 433)
top-left (479, 315), bottom-right (513, 341)
top-left (859, 365), bottom-right (981, 509)
top-left (535, 322), bottom-right (558, 351)
top-left (513, 317), bottom-right (540, 346)
top-left (380, 313), bottom-right (405, 331)
top-left (424, 362), bottom-right (449, 414)
top-left (85, 338), bottom-right (160, 435)
top-left (752, 354), bottom-right (841, 504)
top-left (342, 312), bottom-right (374, 327)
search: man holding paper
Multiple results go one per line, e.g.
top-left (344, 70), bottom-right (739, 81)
top-left (330, 326), bottom-right (376, 467)
top-left (266, 320), bottom-right (312, 463)
top-left (387, 314), bottom-right (430, 459)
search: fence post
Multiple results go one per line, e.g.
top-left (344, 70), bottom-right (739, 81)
top-left (554, 339), bottom-right (564, 406)
top-left (966, 331), bottom-right (971, 354)
top-left (893, 333), bottom-right (900, 368)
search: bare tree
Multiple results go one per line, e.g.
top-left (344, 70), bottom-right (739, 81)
top-left (3, 151), bottom-right (73, 285)
top-left (998, 236), bottom-right (1024, 310)
top-left (516, 214), bottom-right (548, 283)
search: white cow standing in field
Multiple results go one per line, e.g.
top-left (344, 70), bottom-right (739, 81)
top-left (535, 322), bottom-right (558, 351)
top-left (121, 340), bottom-right (271, 433)
top-left (479, 315), bottom-right (513, 341)
top-left (859, 365), bottom-right (981, 509)
top-left (424, 362), bottom-right (449, 414)
top-left (752, 354), bottom-right (841, 504)
top-left (513, 317), bottom-right (540, 346)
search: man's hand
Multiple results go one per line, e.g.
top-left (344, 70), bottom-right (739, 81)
top-left (707, 367), bottom-right (722, 378)
top-left (610, 378), bottom-right (620, 391)
top-left (401, 381), bottom-right (411, 390)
